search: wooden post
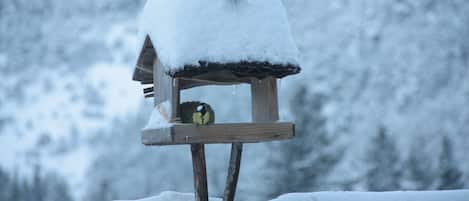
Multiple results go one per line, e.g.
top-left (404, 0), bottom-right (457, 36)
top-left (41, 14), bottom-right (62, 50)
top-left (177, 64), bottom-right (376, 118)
top-left (222, 77), bottom-right (279, 201)
top-left (250, 77), bottom-right (279, 122)
top-left (191, 144), bottom-right (208, 201)
top-left (223, 142), bottom-right (243, 201)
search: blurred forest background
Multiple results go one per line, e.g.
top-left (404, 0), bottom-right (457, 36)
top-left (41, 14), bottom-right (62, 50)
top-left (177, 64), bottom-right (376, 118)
top-left (1, 0), bottom-right (468, 201)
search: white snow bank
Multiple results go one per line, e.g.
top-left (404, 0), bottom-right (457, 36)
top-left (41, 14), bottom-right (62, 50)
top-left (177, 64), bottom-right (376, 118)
top-left (139, 0), bottom-right (299, 69)
top-left (115, 191), bottom-right (221, 201)
top-left (116, 190), bottom-right (469, 201)
top-left (271, 190), bottom-right (469, 201)
top-left (144, 101), bottom-right (172, 129)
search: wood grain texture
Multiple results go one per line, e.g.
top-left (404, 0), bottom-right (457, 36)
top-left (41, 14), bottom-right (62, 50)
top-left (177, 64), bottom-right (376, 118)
top-left (153, 59), bottom-right (168, 106)
top-left (141, 122), bottom-right (294, 145)
top-left (153, 59), bottom-right (180, 122)
top-left (251, 77), bottom-right (279, 122)
top-left (223, 143), bottom-right (242, 201)
top-left (190, 144), bottom-right (208, 201)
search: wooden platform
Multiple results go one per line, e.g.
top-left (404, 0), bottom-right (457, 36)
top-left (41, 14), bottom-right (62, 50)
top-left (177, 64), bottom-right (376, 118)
top-left (142, 122), bottom-right (294, 145)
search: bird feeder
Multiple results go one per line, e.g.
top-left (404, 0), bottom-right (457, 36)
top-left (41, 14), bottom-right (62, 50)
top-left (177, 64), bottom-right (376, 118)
top-left (132, 1), bottom-right (300, 201)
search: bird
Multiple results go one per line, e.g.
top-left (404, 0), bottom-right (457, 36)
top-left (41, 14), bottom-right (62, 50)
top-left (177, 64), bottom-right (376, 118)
top-left (179, 101), bottom-right (215, 125)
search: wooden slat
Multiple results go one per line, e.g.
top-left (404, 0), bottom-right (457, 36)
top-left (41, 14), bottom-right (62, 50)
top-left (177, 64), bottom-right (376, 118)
top-left (143, 86), bottom-right (154, 94)
top-left (141, 122), bottom-right (294, 145)
top-left (179, 77), bottom-right (245, 90)
top-left (153, 59), bottom-right (180, 122)
top-left (250, 77), bottom-right (279, 122)
top-left (153, 59), bottom-right (169, 106)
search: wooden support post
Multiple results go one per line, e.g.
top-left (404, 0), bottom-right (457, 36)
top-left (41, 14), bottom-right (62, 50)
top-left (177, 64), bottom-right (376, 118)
top-left (223, 142), bottom-right (243, 201)
top-left (250, 77), bottom-right (279, 122)
top-left (171, 78), bottom-right (180, 122)
top-left (191, 144), bottom-right (208, 201)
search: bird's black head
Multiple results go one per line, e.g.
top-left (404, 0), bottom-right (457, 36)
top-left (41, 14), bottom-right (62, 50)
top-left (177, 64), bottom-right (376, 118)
top-left (196, 103), bottom-right (207, 115)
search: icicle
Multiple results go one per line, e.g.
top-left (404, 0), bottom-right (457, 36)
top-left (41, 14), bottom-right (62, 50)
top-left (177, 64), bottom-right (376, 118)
top-left (172, 79), bottom-right (176, 87)
top-left (278, 79), bottom-right (282, 90)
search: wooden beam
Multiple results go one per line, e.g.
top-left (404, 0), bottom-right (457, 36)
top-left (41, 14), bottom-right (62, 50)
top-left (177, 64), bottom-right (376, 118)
top-left (171, 78), bottom-right (181, 123)
top-left (223, 143), bottom-right (242, 201)
top-left (250, 77), bottom-right (279, 122)
top-left (141, 122), bottom-right (294, 145)
top-left (191, 144), bottom-right (208, 201)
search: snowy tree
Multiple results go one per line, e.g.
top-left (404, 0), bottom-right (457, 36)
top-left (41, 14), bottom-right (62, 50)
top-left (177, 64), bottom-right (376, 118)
top-left (365, 126), bottom-right (402, 191)
top-left (404, 138), bottom-right (435, 190)
top-left (0, 166), bottom-right (74, 201)
top-left (437, 136), bottom-right (464, 190)
top-left (32, 165), bottom-right (46, 201)
top-left (0, 167), bottom-right (10, 200)
top-left (266, 85), bottom-right (344, 198)
top-left (43, 174), bottom-right (74, 201)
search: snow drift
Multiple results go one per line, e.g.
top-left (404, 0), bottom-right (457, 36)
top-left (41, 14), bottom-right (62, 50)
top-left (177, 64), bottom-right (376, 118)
top-left (117, 190), bottom-right (469, 201)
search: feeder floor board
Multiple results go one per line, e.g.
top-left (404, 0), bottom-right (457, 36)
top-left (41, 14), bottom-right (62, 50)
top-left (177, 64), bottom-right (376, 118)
top-left (141, 122), bottom-right (294, 145)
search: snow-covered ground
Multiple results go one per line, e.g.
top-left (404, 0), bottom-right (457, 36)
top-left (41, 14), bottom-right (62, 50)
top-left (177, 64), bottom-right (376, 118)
top-left (272, 190), bottom-right (469, 201)
top-left (118, 190), bottom-right (469, 201)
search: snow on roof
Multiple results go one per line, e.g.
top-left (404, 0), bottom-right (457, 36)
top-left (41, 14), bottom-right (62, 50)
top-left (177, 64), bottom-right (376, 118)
top-left (138, 0), bottom-right (299, 71)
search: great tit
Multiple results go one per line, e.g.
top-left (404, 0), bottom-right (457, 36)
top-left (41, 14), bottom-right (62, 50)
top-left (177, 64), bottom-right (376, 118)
top-left (179, 101), bottom-right (215, 125)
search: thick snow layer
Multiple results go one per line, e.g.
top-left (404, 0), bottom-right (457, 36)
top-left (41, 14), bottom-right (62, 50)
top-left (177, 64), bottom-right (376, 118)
top-left (139, 0), bottom-right (299, 70)
top-left (120, 190), bottom-right (469, 201)
top-left (116, 191), bottom-right (221, 201)
top-left (271, 190), bottom-right (469, 201)
top-left (144, 101), bottom-right (172, 129)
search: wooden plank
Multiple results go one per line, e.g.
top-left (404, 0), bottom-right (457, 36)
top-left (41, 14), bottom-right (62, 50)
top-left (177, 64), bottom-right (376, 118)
top-left (141, 122), bottom-right (294, 145)
top-left (141, 127), bottom-right (172, 145)
top-left (223, 143), bottom-right (242, 201)
top-left (153, 59), bottom-right (169, 106)
top-left (179, 77), bottom-right (245, 90)
top-left (250, 77), bottom-right (279, 122)
top-left (153, 59), bottom-right (181, 122)
top-left (191, 144), bottom-right (208, 201)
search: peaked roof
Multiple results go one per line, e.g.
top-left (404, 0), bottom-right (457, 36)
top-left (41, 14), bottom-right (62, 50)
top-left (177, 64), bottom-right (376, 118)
top-left (133, 0), bottom-right (300, 82)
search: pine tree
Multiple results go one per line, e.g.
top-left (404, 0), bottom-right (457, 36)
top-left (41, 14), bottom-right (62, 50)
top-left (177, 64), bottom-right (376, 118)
top-left (404, 139), bottom-right (435, 190)
top-left (266, 85), bottom-right (344, 198)
top-left (365, 126), bottom-right (402, 191)
top-left (32, 164), bottom-right (46, 201)
top-left (44, 174), bottom-right (74, 201)
top-left (0, 167), bottom-right (10, 201)
top-left (437, 135), bottom-right (464, 190)
top-left (9, 172), bottom-right (21, 201)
